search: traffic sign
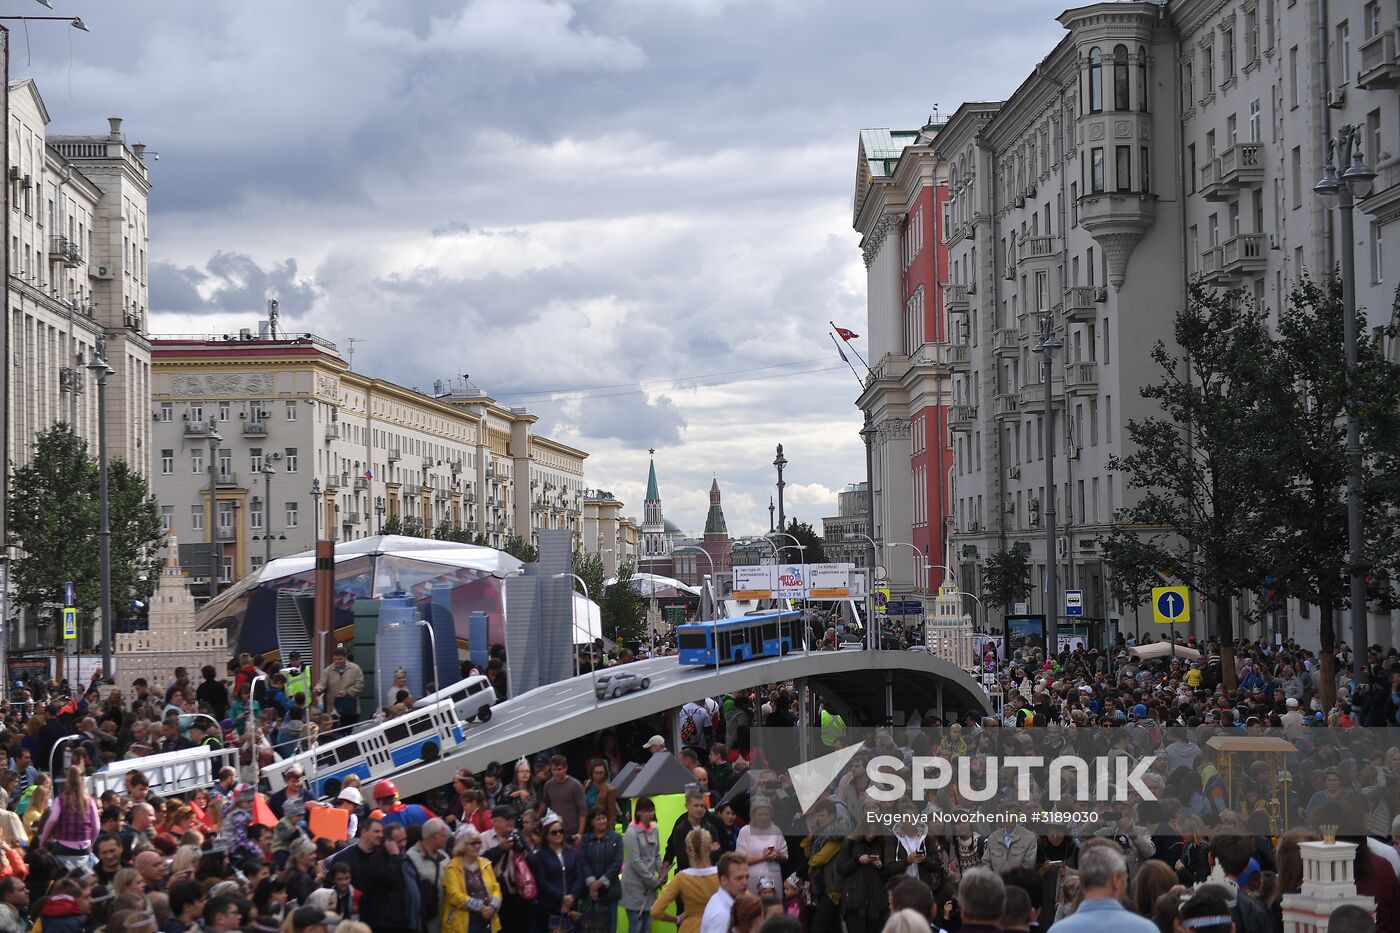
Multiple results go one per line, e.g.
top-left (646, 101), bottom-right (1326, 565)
top-left (62, 607), bottom-right (77, 641)
top-left (873, 564), bottom-right (889, 582)
top-left (1152, 586), bottom-right (1190, 625)
top-left (64, 581), bottom-right (75, 607)
top-left (1065, 589), bottom-right (1084, 616)
top-left (873, 587), bottom-right (890, 613)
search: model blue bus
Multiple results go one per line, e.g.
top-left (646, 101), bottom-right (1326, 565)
top-left (677, 610), bottom-right (801, 666)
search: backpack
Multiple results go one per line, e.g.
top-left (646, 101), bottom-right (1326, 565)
top-left (680, 706), bottom-right (704, 747)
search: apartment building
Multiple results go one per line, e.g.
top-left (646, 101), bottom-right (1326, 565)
top-left (150, 323), bottom-right (586, 592)
top-left (7, 83), bottom-right (152, 473)
top-left (821, 482), bottom-right (874, 572)
top-left (863, 0), bottom-right (1400, 646)
top-left (581, 489), bottom-right (640, 576)
top-left (852, 122), bottom-right (955, 601)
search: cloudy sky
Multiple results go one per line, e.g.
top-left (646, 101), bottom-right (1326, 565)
top-left (20, 0), bottom-right (1065, 536)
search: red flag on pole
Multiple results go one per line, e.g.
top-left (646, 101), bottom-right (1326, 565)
top-left (834, 327), bottom-right (860, 341)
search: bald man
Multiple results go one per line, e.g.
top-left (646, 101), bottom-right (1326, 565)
top-left (134, 849), bottom-right (169, 892)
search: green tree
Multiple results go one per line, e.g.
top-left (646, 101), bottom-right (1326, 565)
top-left (780, 518), bottom-right (826, 563)
top-left (1099, 282), bottom-right (1278, 690)
top-left (501, 536), bottom-right (539, 563)
top-left (1105, 545), bottom-right (1159, 641)
top-left (1250, 276), bottom-right (1400, 707)
top-left (980, 547), bottom-right (1032, 623)
top-left (571, 551), bottom-right (607, 610)
top-left (381, 515), bottom-right (427, 538)
top-left (7, 425), bottom-right (162, 640)
top-left (603, 558), bottom-right (647, 645)
top-left (108, 459), bottom-right (164, 625)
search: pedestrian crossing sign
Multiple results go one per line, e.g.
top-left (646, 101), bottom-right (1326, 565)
top-left (62, 607), bottom-right (77, 640)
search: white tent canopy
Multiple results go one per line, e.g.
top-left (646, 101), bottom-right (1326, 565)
top-left (604, 571), bottom-right (701, 597)
top-left (571, 592), bottom-right (602, 644)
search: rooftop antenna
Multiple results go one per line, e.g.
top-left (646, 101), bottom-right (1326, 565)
top-left (344, 337), bottom-right (363, 370)
top-left (267, 299), bottom-right (279, 340)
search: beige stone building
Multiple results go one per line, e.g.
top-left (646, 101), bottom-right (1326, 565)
top-left (582, 489), bottom-right (640, 575)
top-left (869, 0), bottom-right (1400, 647)
top-left (150, 318), bottom-right (587, 593)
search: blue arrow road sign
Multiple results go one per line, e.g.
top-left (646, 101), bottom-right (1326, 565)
top-left (1157, 590), bottom-right (1184, 620)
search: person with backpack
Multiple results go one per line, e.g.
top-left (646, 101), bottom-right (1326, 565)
top-left (679, 700), bottom-right (712, 752)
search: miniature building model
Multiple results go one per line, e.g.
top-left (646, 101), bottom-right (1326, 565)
top-left (115, 536), bottom-right (228, 692)
top-left (1280, 841), bottom-right (1375, 933)
top-left (925, 590), bottom-right (975, 672)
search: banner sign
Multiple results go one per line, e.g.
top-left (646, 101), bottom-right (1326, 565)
top-left (732, 565), bottom-right (775, 600)
top-left (807, 563), bottom-right (851, 599)
top-left (773, 564), bottom-right (807, 600)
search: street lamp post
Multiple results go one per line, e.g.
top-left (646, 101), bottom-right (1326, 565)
top-left (309, 479), bottom-right (321, 542)
top-left (207, 428), bottom-right (223, 600)
top-left (843, 532), bottom-right (879, 651)
top-left (1032, 317), bottom-right (1063, 653)
top-left (773, 444), bottom-right (788, 547)
top-left (374, 496), bottom-right (385, 535)
top-left (1314, 126), bottom-right (1377, 662)
top-left (86, 348), bottom-right (114, 678)
top-left (261, 454), bottom-right (281, 566)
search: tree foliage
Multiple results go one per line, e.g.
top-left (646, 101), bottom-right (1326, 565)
top-left (501, 536), bottom-right (539, 564)
top-left (8, 425), bottom-right (162, 643)
top-left (779, 518), bottom-right (826, 563)
top-left (602, 558), bottom-right (647, 645)
top-left (981, 547), bottom-right (1032, 613)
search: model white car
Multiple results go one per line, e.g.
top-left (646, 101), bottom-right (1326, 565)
top-left (594, 670), bottom-right (650, 699)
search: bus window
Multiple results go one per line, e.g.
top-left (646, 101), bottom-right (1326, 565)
top-left (316, 750), bottom-right (337, 771)
top-left (468, 682), bottom-right (483, 694)
top-left (385, 723), bottom-right (410, 744)
top-left (410, 716), bottom-right (435, 736)
top-left (336, 742), bottom-right (362, 764)
top-left (451, 689), bottom-right (470, 705)
top-left (677, 631), bottom-right (709, 651)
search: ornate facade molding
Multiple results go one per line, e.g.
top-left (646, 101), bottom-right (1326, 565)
top-left (876, 417), bottom-right (912, 440)
top-left (861, 211), bottom-right (905, 267)
top-left (171, 372), bottom-right (275, 398)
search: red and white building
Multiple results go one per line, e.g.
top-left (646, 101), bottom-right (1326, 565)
top-left (852, 122), bottom-right (954, 599)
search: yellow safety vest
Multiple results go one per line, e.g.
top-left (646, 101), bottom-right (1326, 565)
top-left (283, 666), bottom-right (312, 705)
top-left (820, 708), bottom-right (846, 747)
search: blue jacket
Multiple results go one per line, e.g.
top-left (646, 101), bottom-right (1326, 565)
top-left (579, 831), bottom-right (623, 904)
top-left (528, 845), bottom-right (585, 915)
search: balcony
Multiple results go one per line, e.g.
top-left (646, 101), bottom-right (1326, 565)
top-left (387, 448), bottom-right (401, 462)
top-left (325, 423), bottom-right (341, 441)
top-left (216, 471), bottom-right (238, 486)
top-left (950, 343), bottom-right (972, 372)
top-left (1064, 361), bottom-right (1099, 396)
top-left (1018, 381), bottom-right (1047, 413)
top-left (1019, 235), bottom-right (1059, 273)
top-left (992, 328), bottom-right (1019, 357)
top-left (242, 421), bottom-right (267, 437)
top-left (346, 512), bottom-right (362, 525)
top-left (1063, 285), bottom-right (1105, 324)
top-left (993, 393), bottom-right (1020, 419)
top-left (951, 404), bottom-right (978, 432)
top-left (1200, 245), bottom-right (1227, 284)
top-left (48, 235), bottom-right (81, 266)
top-left (404, 483), bottom-right (423, 497)
top-left (1359, 27), bottom-right (1400, 88)
top-left (216, 527), bottom-right (236, 541)
top-left (184, 420), bottom-right (210, 436)
top-left (1222, 233), bottom-right (1267, 276)
top-left (1362, 159), bottom-right (1400, 218)
top-left (435, 489), bottom-right (450, 502)
top-left (1077, 191), bottom-right (1156, 288)
top-left (945, 283), bottom-right (971, 314)
top-left (1018, 314), bottom-right (1041, 342)
top-left (324, 475), bottom-right (342, 492)
top-left (353, 475), bottom-right (369, 491)
top-left (1202, 143), bottom-right (1264, 200)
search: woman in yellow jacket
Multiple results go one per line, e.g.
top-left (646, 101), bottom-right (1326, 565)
top-left (651, 828), bottom-right (719, 933)
top-left (440, 830), bottom-right (504, 933)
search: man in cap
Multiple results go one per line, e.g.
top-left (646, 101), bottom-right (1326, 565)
top-left (335, 786), bottom-right (363, 839)
top-left (373, 780), bottom-right (435, 831)
top-left (643, 735), bottom-right (667, 756)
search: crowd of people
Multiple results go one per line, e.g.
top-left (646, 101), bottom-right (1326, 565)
top-left (0, 626), bottom-right (1395, 933)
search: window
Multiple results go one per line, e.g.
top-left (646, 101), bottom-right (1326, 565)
top-left (161, 505), bottom-right (173, 533)
top-left (1289, 46), bottom-right (1300, 108)
top-left (1182, 61), bottom-right (1194, 111)
top-left (161, 449), bottom-right (174, 475)
top-left (286, 503), bottom-right (299, 528)
top-left (251, 501), bottom-right (263, 530)
top-left (1070, 182), bottom-right (1078, 225)
top-left (192, 451), bottom-right (204, 474)
top-left (159, 402), bottom-right (172, 422)
top-left (1291, 146), bottom-right (1303, 205)
top-left (1227, 114), bottom-right (1238, 147)
top-left (1138, 45), bottom-right (1148, 111)
top-left (285, 448), bottom-right (298, 473)
top-left (1114, 44), bottom-right (1130, 110)
top-left (285, 400), bottom-right (297, 421)
top-left (1246, 8), bottom-right (1259, 63)
top-left (1223, 27), bottom-right (1236, 78)
top-left (1366, 0), bottom-right (1381, 39)
top-left (1088, 47), bottom-right (1103, 112)
top-left (250, 448), bottom-right (264, 473)
top-left (1209, 213), bottom-right (1220, 247)
top-left (1141, 147), bottom-right (1150, 192)
top-left (218, 450), bottom-right (233, 477)
top-left (1372, 221), bottom-right (1384, 284)
top-left (1337, 22), bottom-right (1351, 85)
top-left (1203, 40), bottom-right (1215, 93)
top-left (1368, 109), bottom-right (1383, 174)
top-left (218, 402), bottom-right (230, 422)
top-left (1188, 145), bottom-right (1197, 193)
top-left (1116, 146), bottom-right (1132, 192)
top-left (191, 505), bottom-right (204, 532)
top-left (221, 558), bottom-right (233, 584)
top-left (1249, 99), bottom-right (1261, 142)
top-left (1091, 148), bottom-right (1105, 192)
top-left (189, 405), bottom-right (204, 423)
